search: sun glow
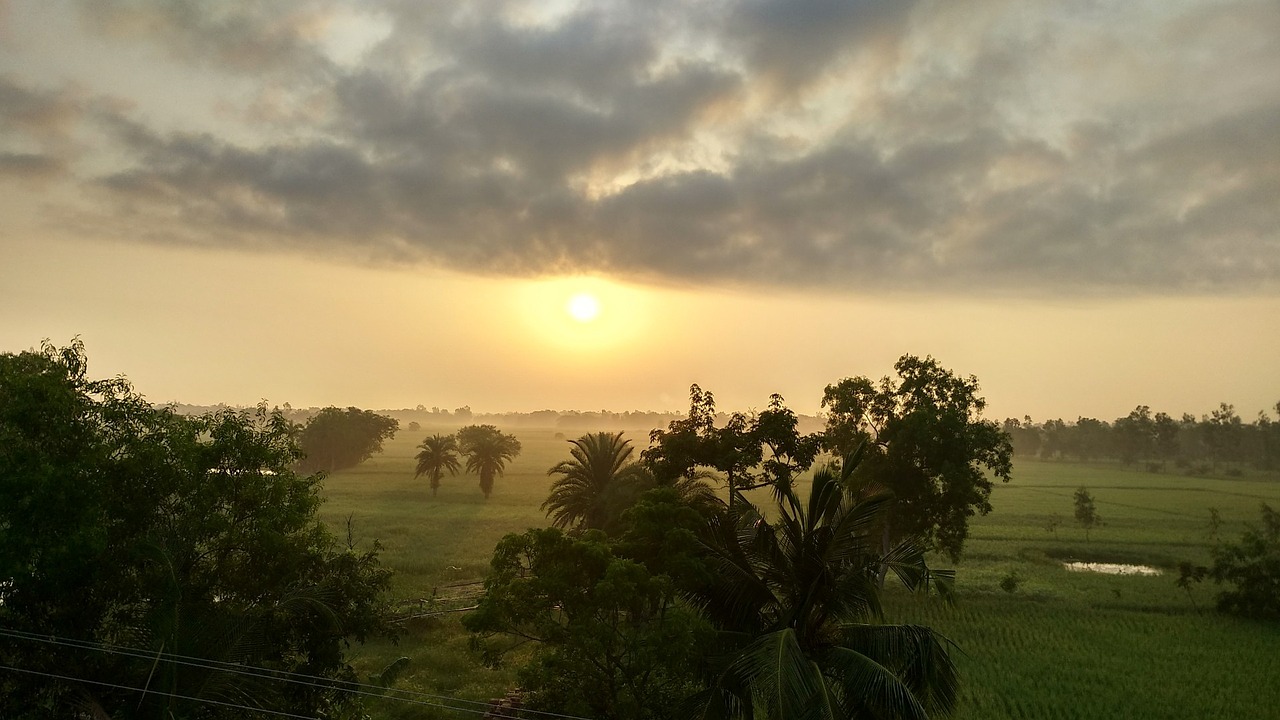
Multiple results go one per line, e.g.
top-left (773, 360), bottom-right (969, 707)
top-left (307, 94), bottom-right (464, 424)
top-left (567, 293), bottom-right (600, 322)
top-left (510, 277), bottom-right (652, 357)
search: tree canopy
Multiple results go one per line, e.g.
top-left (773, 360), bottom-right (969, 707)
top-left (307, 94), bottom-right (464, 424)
top-left (414, 433), bottom-right (461, 496)
top-left (457, 424), bottom-right (522, 498)
top-left (297, 406), bottom-right (399, 474)
top-left (642, 387), bottom-right (820, 504)
top-left (688, 452), bottom-right (959, 720)
top-left (822, 354), bottom-right (1013, 560)
top-left (0, 341), bottom-right (392, 719)
top-left (543, 431), bottom-right (650, 532)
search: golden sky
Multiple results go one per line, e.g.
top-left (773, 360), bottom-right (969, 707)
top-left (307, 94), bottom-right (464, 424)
top-left (2, 1), bottom-right (1278, 422)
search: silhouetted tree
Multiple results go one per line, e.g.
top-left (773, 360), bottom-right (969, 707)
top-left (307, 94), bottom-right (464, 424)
top-left (415, 433), bottom-right (461, 497)
top-left (688, 452), bottom-right (959, 719)
top-left (642, 387), bottom-right (819, 506)
top-left (0, 341), bottom-right (392, 719)
top-left (821, 354), bottom-right (1013, 560)
top-left (458, 424), bottom-right (522, 498)
top-left (543, 431), bottom-right (649, 532)
top-left (297, 406), bottom-right (399, 473)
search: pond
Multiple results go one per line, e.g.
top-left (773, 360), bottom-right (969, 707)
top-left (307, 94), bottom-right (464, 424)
top-left (1063, 561), bottom-right (1162, 576)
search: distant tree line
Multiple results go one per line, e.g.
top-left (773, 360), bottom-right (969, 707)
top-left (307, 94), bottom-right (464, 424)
top-left (1003, 402), bottom-right (1280, 472)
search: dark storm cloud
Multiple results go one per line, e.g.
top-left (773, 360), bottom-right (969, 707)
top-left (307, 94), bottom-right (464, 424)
top-left (20, 0), bottom-right (1280, 294)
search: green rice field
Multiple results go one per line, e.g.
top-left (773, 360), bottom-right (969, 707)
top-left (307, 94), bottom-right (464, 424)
top-left (317, 425), bottom-right (1280, 719)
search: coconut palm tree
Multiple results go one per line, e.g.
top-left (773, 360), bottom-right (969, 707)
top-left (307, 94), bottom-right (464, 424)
top-left (457, 424), bottom-right (522, 499)
top-left (543, 431), bottom-right (652, 532)
top-left (414, 434), bottom-right (461, 497)
top-left (689, 450), bottom-right (959, 720)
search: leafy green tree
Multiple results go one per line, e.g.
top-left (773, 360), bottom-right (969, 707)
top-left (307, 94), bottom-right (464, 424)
top-left (414, 433), bottom-right (461, 497)
top-left (0, 341), bottom-right (392, 719)
top-left (543, 431), bottom-right (650, 532)
top-left (821, 354), bottom-right (1013, 560)
top-left (464, 528), bottom-right (712, 720)
top-left (457, 424), bottom-right (522, 498)
top-left (688, 452), bottom-right (959, 720)
top-left (297, 406), bottom-right (399, 473)
top-left (1074, 487), bottom-right (1100, 541)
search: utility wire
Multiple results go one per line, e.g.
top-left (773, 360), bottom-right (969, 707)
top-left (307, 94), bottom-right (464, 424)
top-left (0, 663), bottom-right (323, 720)
top-left (0, 626), bottom-right (595, 720)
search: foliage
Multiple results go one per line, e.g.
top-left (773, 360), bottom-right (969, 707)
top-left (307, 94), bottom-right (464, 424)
top-left (642, 386), bottom-right (820, 504)
top-left (688, 452), bottom-right (959, 720)
top-left (317, 430), bottom-right (1280, 720)
top-left (614, 487), bottom-right (720, 593)
top-left (543, 431), bottom-right (651, 532)
top-left (1073, 487), bottom-right (1100, 541)
top-left (1180, 503), bottom-right (1280, 620)
top-left (464, 528), bottom-right (713, 720)
top-left (414, 433), bottom-right (461, 496)
top-left (821, 354), bottom-right (1013, 560)
top-left (297, 406), bottom-right (399, 474)
top-left (457, 424), bottom-right (522, 498)
top-left (0, 341), bottom-right (393, 719)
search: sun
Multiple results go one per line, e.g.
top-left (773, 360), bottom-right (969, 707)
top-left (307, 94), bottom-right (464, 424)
top-left (567, 293), bottom-right (601, 322)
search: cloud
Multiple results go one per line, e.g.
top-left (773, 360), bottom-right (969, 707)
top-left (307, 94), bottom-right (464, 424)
top-left (7, 0), bottom-right (1279, 295)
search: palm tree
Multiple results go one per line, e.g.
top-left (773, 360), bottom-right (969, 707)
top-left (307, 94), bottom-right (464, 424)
top-left (689, 450), bottom-right (959, 720)
top-left (543, 431), bottom-right (652, 532)
top-left (415, 434), bottom-right (461, 497)
top-left (457, 424), bottom-right (522, 499)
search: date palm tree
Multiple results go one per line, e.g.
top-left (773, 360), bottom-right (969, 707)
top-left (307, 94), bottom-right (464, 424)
top-left (543, 431), bottom-right (651, 532)
top-left (689, 450), bottom-right (959, 720)
top-left (457, 424), bottom-right (522, 499)
top-left (415, 434), bottom-right (461, 497)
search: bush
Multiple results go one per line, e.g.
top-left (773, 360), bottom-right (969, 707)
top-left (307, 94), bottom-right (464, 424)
top-left (1178, 504), bottom-right (1280, 621)
top-left (1000, 571), bottom-right (1022, 593)
top-left (1210, 504), bottom-right (1280, 620)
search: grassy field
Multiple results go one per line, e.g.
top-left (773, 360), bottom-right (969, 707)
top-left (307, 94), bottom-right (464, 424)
top-left (317, 426), bottom-right (1280, 719)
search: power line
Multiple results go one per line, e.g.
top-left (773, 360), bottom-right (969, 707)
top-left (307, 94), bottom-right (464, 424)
top-left (0, 626), bottom-right (595, 720)
top-left (0, 663), bottom-right (323, 720)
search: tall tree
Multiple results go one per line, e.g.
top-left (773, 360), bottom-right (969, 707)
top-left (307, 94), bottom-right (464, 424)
top-left (689, 452), bottom-right (959, 720)
top-left (297, 406), bottom-right (399, 474)
top-left (543, 431), bottom-right (650, 532)
top-left (822, 354), bottom-right (1013, 560)
top-left (414, 433), bottom-right (461, 497)
top-left (457, 424), bottom-right (522, 499)
top-left (0, 341), bottom-right (391, 719)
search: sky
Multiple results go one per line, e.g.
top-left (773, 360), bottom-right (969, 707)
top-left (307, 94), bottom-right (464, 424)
top-left (1, 0), bottom-right (1277, 422)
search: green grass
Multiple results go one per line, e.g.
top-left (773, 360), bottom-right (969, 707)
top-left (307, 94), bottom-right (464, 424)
top-left (317, 431), bottom-right (1280, 719)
